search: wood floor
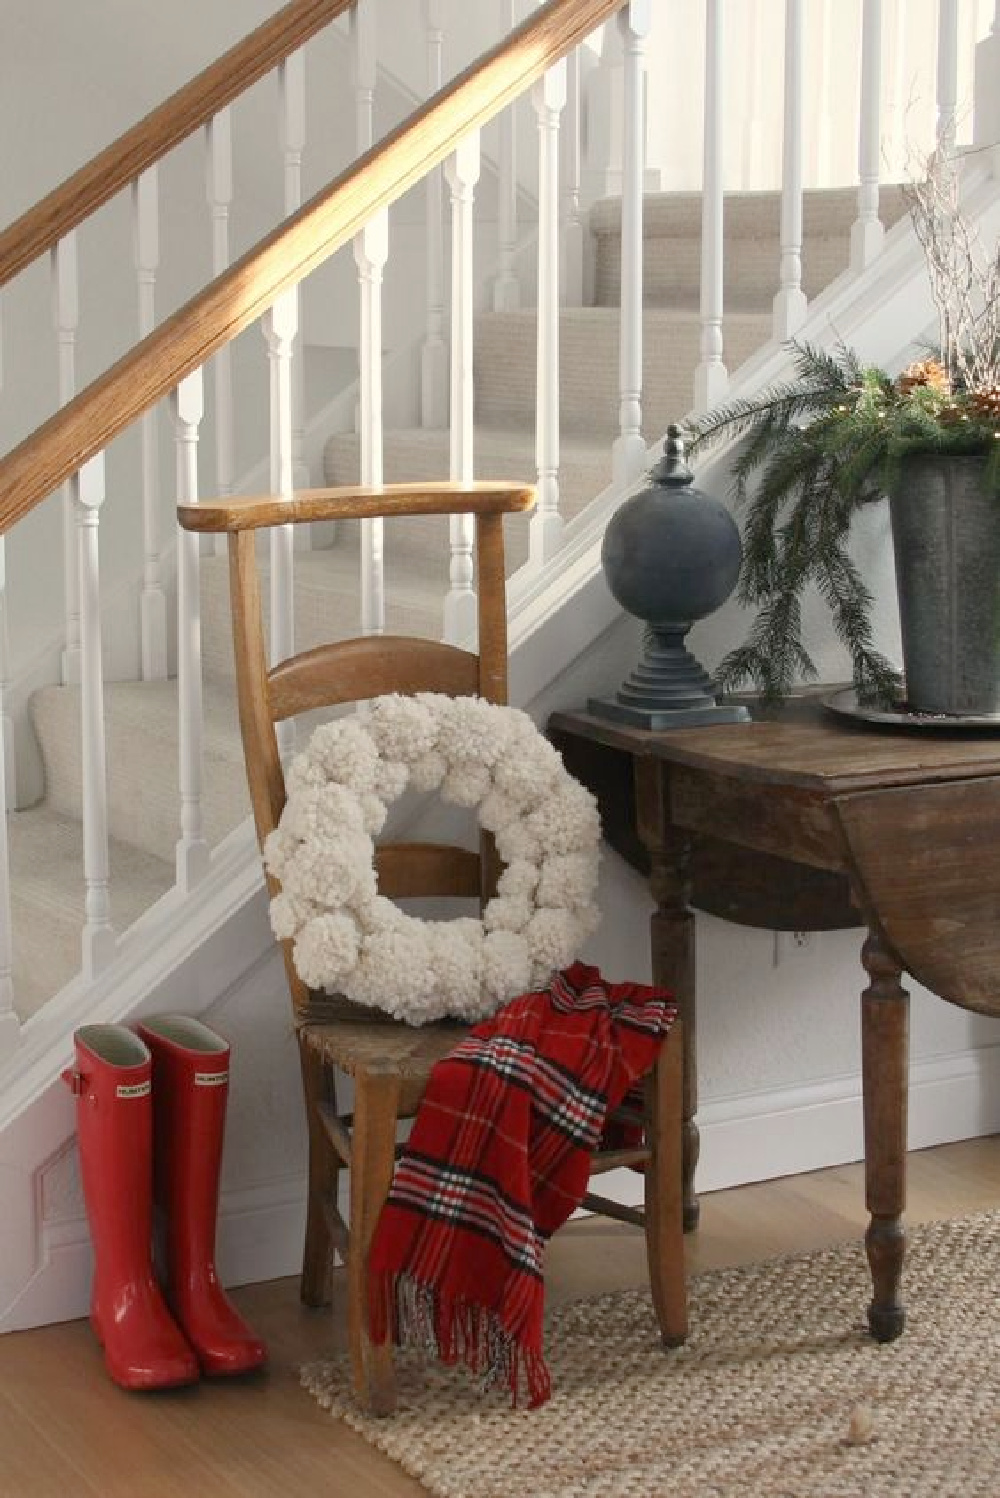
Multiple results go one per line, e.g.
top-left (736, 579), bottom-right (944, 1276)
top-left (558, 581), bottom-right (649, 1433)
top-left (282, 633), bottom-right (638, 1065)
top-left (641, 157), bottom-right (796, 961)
top-left (2, 1135), bottom-right (998, 1498)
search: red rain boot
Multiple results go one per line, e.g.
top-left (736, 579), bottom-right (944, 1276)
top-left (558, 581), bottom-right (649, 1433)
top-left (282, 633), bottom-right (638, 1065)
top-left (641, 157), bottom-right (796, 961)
top-left (136, 1015), bottom-right (267, 1376)
top-left (62, 1026), bottom-right (199, 1390)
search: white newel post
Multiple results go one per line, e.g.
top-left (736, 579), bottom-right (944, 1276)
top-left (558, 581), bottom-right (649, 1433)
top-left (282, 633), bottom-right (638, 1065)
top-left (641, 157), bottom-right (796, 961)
top-left (133, 168), bottom-right (168, 679)
top-left (206, 110), bottom-right (234, 560)
top-left (973, 2), bottom-right (1000, 153)
top-left (172, 371), bottom-right (210, 893)
top-left (74, 454), bottom-right (115, 978)
top-left (772, 0), bottom-right (807, 341)
top-left (613, 0), bottom-right (650, 486)
top-left (53, 234), bottom-right (81, 685)
top-left (281, 49), bottom-right (311, 512)
top-left (936, 0), bottom-right (959, 155)
top-left (264, 288), bottom-right (299, 726)
top-left (443, 134), bottom-right (481, 646)
top-left (494, 0), bottom-right (521, 315)
top-left (561, 45), bottom-right (584, 308)
top-left (694, 0), bottom-right (728, 412)
top-left (422, 0), bottom-right (448, 423)
top-left (531, 61), bottom-right (566, 569)
top-left (851, 0), bottom-right (885, 270)
top-left (0, 532), bottom-right (18, 1058)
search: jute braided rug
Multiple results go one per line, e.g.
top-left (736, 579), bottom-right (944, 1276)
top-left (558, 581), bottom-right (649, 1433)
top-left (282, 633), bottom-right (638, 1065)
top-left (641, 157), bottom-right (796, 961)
top-left (301, 1210), bottom-right (1000, 1497)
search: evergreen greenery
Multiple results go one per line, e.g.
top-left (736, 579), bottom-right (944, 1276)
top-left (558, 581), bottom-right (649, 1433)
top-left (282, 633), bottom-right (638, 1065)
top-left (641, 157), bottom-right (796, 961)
top-left (685, 340), bottom-right (1000, 703)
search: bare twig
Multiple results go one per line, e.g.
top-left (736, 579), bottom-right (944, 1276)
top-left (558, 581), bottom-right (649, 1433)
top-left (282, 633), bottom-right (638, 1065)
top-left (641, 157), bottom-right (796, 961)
top-left (904, 148), bottom-right (1000, 392)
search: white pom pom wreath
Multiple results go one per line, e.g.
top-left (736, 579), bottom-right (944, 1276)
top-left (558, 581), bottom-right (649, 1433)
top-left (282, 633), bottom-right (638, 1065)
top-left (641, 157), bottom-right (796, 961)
top-left (266, 694), bottom-right (601, 1024)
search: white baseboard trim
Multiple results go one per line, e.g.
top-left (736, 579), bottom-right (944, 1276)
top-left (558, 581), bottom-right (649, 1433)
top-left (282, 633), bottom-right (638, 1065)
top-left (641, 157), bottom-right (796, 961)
top-left (2, 1173), bottom-right (309, 1334)
top-left (594, 1041), bottom-right (1000, 1209)
top-left (7, 1044), bottom-right (998, 1331)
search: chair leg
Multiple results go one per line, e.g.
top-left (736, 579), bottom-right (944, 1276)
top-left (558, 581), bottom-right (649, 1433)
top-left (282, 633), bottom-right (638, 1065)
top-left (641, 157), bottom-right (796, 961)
top-left (348, 1069), bottom-right (401, 1416)
top-left (644, 1020), bottom-right (687, 1347)
top-left (297, 1034), bottom-right (337, 1308)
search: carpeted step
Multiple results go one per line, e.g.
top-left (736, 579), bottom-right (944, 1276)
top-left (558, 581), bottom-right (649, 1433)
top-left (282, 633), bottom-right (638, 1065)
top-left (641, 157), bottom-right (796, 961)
top-left (590, 185), bottom-right (911, 308)
top-left (199, 544), bottom-right (446, 684)
top-left (471, 306), bottom-right (772, 438)
top-left (8, 806), bottom-right (174, 1021)
top-left (29, 678), bottom-right (250, 866)
top-left (321, 424), bottom-right (613, 574)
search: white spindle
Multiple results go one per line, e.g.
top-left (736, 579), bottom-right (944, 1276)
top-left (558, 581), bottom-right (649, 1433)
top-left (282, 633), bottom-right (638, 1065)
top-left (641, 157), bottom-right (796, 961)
top-left (264, 290), bottom-right (299, 682)
top-left (133, 168), bottom-right (168, 680)
top-left (172, 371), bottom-right (209, 893)
top-left (700, 1), bottom-right (730, 410)
top-left (0, 307), bottom-right (12, 817)
top-left (974, 0), bottom-right (1000, 152)
top-left (494, 1), bottom-right (521, 314)
top-left (443, 134), bottom-right (481, 645)
top-left (694, 1), bottom-right (727, 410)
top-left (937, 0), bottom-right (960, 154)
top-left (531, 62), bottom-right (566, 568)
top-left (742, 0), bottom-right (767, 186)
top-left (281, 49), bottom-right (310, 507)
top-left (561, 45), bottom-right (584, 307)
top-left (851, 0), bottom-right (885, 270)
top-left (352, 0), bottom-right (385, 638)
top-left (0, 312), bottom-right (14, 1053)
top-left (353, 217), bottom-right (388, 637)
top-left (772, 0), bottom-right (808, 342)
top-left (206, 110), bottom-right (234, 561)
top-left (0, 513), bottom-right (16, 1050)
top-left (613, 1), bottom-right (650, 485)
top-left (53, 235), bottom-right (81, 685)
top-left (811, 0), bottom-right (836, 186)
top-left (75, 454), bottom-right (115, 978)
top-left (884, 0), bottom-right (910, 179)
top-left (422, 0), bottom-right (448, 426)
top-left (352, 0), bottom-right (376, 153)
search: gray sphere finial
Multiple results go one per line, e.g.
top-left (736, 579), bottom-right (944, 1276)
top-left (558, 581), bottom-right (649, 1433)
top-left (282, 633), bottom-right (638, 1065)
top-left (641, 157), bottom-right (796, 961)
top-left (649, 423), bottom-right (694, 487)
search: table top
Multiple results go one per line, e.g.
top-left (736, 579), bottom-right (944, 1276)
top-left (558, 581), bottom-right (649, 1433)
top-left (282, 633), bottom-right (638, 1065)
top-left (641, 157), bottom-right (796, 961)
top-left (549, 695), bottom-right (1000, 796)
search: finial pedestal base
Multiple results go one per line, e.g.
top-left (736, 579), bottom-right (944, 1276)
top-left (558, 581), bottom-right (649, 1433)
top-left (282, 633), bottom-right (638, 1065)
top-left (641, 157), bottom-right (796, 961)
top-left (589, 626), bottom-right (750, 730)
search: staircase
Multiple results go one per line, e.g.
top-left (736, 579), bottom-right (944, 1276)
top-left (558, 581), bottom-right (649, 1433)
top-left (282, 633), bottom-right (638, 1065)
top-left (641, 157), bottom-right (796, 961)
top-left (2, 0), bottom-right (998, 1334)
top-left (10, 182), bottom-right (917, 1017)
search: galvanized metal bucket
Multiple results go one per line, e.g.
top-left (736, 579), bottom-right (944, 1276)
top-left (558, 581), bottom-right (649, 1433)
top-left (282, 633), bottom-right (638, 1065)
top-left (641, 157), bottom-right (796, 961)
top-left (889, 453), bottom-right (1000, 717)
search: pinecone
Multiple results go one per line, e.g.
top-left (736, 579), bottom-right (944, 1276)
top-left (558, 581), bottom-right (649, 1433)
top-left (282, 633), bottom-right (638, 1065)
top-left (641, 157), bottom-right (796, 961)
top-left (897, 359), bottom-right (951, 396)
top-left (966, 385), bottom-right (1000, 424)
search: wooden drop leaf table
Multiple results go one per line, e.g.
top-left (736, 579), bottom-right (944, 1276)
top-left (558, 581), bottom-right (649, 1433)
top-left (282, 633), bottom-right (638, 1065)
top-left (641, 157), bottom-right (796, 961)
top-left (549, 694), bottom-right (1000, 1342)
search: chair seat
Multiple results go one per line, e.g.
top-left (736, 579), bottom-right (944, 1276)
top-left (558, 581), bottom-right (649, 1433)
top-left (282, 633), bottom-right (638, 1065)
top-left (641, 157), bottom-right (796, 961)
top-left (301, 1002), bottom-right (470, 1082)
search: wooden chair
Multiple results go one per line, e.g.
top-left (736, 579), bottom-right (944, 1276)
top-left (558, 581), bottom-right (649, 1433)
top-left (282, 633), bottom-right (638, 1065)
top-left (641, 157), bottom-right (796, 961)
top-left (178, 482), bottom-right (687, 1415)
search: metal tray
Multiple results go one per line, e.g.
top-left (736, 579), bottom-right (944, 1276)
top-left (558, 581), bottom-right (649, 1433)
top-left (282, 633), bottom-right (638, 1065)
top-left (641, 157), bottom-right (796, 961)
top-left (822, 686), bottom-right (1000, 733)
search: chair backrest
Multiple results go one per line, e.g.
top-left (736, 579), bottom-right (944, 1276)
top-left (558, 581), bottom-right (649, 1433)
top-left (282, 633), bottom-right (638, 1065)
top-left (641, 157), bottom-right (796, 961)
top-left (179, 482), bottom-right (535, 1019)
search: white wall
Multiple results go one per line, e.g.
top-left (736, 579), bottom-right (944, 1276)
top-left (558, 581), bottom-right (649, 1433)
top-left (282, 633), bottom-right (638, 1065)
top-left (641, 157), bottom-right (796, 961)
top-left (644, 0), bottom-right (995, 193)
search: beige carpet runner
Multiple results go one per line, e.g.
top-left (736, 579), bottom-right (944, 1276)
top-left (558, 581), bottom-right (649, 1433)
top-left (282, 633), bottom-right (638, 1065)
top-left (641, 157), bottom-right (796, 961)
top-left (302, 1209), bottom-right (1000, 1497)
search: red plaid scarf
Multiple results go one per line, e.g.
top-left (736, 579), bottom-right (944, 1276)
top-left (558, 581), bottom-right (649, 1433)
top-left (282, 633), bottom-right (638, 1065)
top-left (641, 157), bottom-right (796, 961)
top-left (368, 961), bottom-right (676, 1408)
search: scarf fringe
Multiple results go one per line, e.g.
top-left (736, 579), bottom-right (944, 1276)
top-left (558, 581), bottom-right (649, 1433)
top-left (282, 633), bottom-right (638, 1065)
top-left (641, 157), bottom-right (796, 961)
top-left (370, 1269), bottom-right (551, 1410)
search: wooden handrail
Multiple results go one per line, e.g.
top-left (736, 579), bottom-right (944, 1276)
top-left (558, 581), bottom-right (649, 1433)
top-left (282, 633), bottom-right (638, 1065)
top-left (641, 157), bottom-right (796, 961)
top-left (0, 0), bottom-right (354, 291)
top-left (178, 482), bottom-right (536, 533)
top-left (0, 0), bottom-right (623, 538)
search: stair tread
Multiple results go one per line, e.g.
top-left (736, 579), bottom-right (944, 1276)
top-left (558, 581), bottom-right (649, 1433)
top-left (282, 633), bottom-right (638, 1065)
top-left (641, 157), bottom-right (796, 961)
top-left (590, 184), bottom-right (911, 239)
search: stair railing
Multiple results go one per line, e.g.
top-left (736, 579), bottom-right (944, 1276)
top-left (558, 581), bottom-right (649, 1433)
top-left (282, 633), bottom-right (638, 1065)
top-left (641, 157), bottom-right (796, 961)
top-left (0, 0), bottom-right (626, 1059)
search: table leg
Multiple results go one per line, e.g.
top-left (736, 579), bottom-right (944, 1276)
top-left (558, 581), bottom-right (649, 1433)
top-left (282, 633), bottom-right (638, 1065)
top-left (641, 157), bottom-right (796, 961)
top-left (860, 929), bottom-right (909, 1342)
top-left (634, 757), bottom-right (699, 1231)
